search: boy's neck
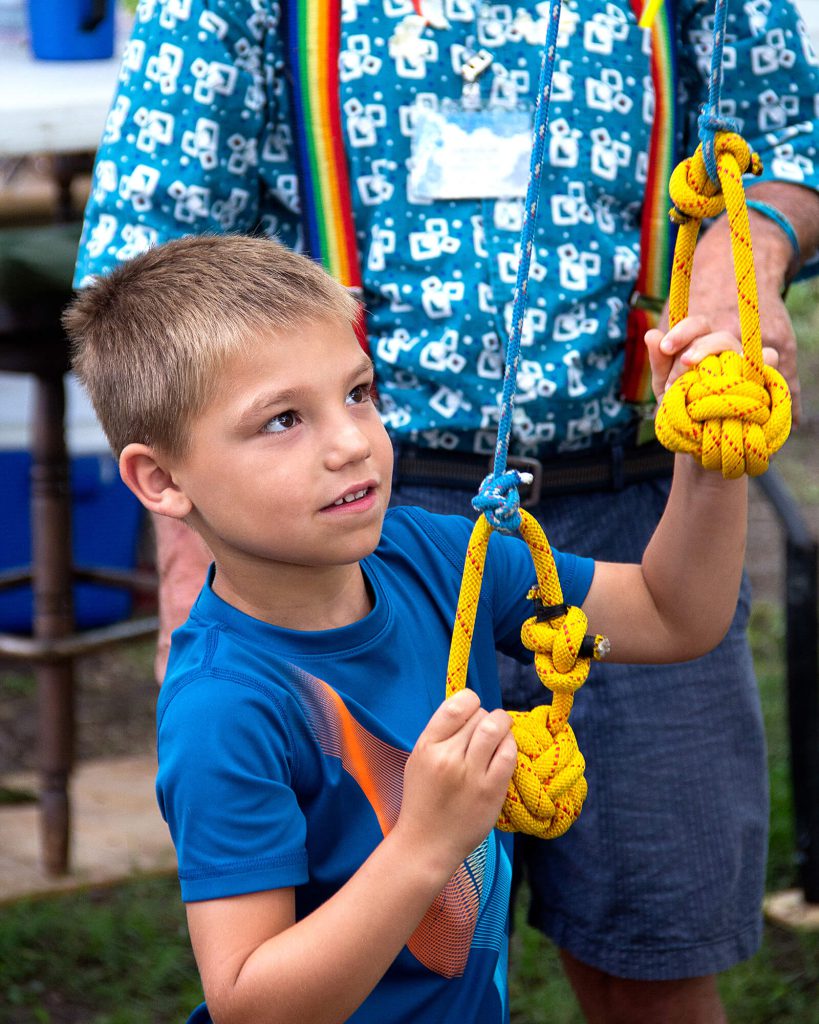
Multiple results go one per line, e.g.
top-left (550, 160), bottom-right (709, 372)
top-left (210, 558), bottom-right (373, 632)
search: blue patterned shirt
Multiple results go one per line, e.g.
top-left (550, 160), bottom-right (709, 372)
top-left (75, 0), bottom-right (819, 455)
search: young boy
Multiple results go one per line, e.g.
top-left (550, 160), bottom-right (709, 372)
top-left (65, 234), bottom-right (763, 1024)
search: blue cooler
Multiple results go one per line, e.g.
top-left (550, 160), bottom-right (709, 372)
top-left (0, 372), bottom-right (144, 634)
top-left (28, 0), bottom-right (114, 61)
top-left (0, 450), bottom-right (144, 633)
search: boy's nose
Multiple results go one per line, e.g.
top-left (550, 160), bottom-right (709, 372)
top-left (323, 416), bottom-right (372, 470)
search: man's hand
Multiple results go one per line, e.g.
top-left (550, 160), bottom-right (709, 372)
top-left (678, 219), bottom-right (799, 419)
top-left (660, 182), bottom-right (819, 425)
top-left (645, 315), bottom-right (779, 403)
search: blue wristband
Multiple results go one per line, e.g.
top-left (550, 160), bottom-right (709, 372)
top-left (745, 199), bottom-right (801, 267)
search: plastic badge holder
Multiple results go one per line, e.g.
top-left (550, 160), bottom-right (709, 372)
top-left (28, 0), bottom-right (113, 61)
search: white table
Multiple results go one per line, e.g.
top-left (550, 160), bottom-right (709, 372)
top-left (0, 36), bottom-right (123, 158)
top-left (0, 33), bottom-right (126, 449)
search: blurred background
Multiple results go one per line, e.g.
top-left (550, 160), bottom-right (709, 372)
top-left (1, 2), bottom-right (819, 1022)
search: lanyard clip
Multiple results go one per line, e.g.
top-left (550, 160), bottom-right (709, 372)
top-left (460, 48), bottom-right (494, 83)
top-left (460, 48), bottom-right (493, 110)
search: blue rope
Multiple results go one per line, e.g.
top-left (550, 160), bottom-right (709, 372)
top-left (472, 0), bottom-right (562, 533)
top-left (697, 0), bottom-right (739, 182)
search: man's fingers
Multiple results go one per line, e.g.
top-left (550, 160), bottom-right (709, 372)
top-left (762, 345), bottom-right (780, 369)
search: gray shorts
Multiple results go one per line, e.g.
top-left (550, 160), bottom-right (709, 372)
top-left (390, 475), bottom-right (765, 980)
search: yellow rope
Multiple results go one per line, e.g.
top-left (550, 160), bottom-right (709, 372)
top-left (655, 131), bottom-right (792, 477)
top-left (444, 130), bottom-right (792, 839)
top-left (446, 510), bottom-right (607, 839)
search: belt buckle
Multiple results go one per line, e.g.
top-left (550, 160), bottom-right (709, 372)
top-left (503, 455), bottom-right (543, 509)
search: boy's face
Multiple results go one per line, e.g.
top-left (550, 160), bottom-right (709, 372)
top-left (169, 319), bottom-right (393, 583)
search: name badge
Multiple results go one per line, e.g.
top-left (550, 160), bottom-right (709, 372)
top-left (408, 102), bottom-right (534, 202)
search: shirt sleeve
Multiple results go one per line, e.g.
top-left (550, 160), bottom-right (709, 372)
top-left (156, 673), bottom-right (309, 903)
top-left (73, 0), bottom-right (302, 286)
top-left (677, 1), bottom-right (819, 194)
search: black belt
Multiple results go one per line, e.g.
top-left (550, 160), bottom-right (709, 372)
top-left (394, 441), bottom-right (675, 507)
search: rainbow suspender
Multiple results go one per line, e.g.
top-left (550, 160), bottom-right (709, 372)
top-left (622, 0), bottom-right (679, 405)
top-left (285, 0), bottom-right (368, 345)
top-left (284, 0), bottom-right (676, 399)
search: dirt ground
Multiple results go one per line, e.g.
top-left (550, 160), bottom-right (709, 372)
top-left (0, 290), bottom-right (818, 779)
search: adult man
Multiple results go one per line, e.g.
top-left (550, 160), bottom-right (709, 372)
top-left (74, 2), bottom-right (819, 1020)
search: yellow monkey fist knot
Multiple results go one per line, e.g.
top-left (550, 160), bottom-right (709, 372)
top-left (655, 351), bottom-right (792, 478)
top-left (669, 133), bottom-right (762, 225)
top-left (497, 706), bottom-right (587, 839)
top-left (495, 603), bottom-right (591, 838)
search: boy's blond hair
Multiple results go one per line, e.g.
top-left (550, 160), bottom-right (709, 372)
top-left (65, 234), bottom-right (360, 458)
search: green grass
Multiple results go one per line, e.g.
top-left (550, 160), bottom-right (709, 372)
top-left (0, 877), bottom-right (202, 1024)
top-left (786, 279), bottom-right (819, 353)
top-left (0, 670), bottom-right (36, 699)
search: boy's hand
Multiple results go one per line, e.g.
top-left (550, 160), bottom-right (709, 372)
top-left (645, 315), bottom-right (780, 403)
top-left (396, 690), bottom-right (517, 870)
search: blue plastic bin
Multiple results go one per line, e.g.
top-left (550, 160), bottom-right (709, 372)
top-left (28, 0), bottom-right (114, 61)
top-left (0, 450), bottom-right (143, 633)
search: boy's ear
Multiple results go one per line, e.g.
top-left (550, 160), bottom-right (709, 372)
top-left (119, 443), bottom-right (192, 520)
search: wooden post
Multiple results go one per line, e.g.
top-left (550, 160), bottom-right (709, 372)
top-left (31, 372), bottom-right (75, 875)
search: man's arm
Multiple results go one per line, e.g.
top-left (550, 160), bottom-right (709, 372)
top-left (684, 181), bottom-right (819, 422)
top-left (673, 2), bottom-right (819, 421)
top-left (74, 1), bottom-right (304, 286)
top-left (151, 516), bottom-right (211, 682)
top-left (184, 691), bottom-right (516, 1024)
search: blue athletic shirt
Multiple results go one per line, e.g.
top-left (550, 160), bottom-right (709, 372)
top-left (156, 506), bottom-right (594, 1024)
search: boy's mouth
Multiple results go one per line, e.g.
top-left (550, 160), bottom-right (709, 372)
top-left (322, 483), bottom-right (378, 512)
top-left (332, 487), bottom-right (369, 507)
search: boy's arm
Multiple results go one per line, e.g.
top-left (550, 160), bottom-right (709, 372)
top-left (581, 317), bottom-right (759, 664)
top-left (582, 459), bottom-right (746, 664)
top-left (185, 690), bottom-right (516, 1024)
top-left (74, 2), bottom-right (301, 287)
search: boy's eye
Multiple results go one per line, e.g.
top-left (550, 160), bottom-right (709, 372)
top-left (347, 382), bottom-right (373, 406)
top-left (262, 410), bottom-right (299, 434)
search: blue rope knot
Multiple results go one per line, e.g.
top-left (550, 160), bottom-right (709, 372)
top-left (472, 470), bottom-right (530, 533)
top-left (698, 108), bottom-right (741, 183)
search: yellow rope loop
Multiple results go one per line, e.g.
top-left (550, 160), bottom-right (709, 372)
top-left (446, 510), bottom-right (608, 838)
top-left (657, 131), bottom-right (791, 477)
top-left (520, 605), bottom-right (591, 693)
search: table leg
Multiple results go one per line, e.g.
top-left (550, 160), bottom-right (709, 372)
top-left (31, 372), bottom-right (75, 876)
